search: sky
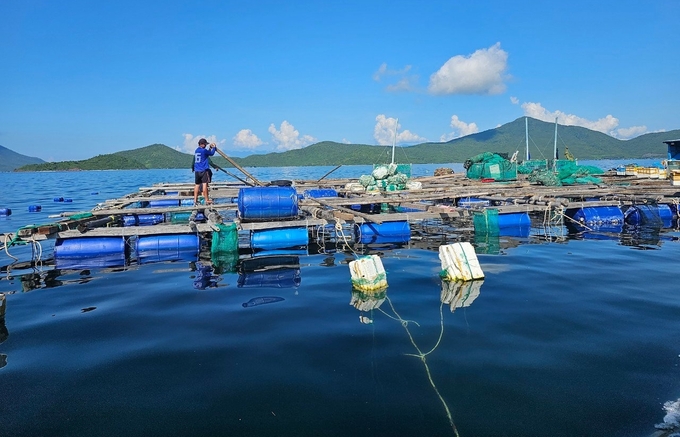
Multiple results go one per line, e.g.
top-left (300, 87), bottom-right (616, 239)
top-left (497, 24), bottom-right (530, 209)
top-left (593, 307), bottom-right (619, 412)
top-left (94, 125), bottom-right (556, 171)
top-left (1, 0), bottom-right (679, 161)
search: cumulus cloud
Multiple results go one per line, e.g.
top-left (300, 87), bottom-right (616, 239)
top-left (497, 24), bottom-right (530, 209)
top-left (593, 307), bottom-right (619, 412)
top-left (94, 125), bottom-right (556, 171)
top-left (233, 129), bottom-right (264, 150)
top-left (510, 96), bottom-right (519, 104)
top-left (520, 101), bottom-right (648, 139)
top-left (440, 115), bottom-right (479, 141)
top-left (268, 121), bottom-right (316, 151)
top-left (428, 42), bottom-right (509, 95)
top-left (373, 63), bottom-right (418, 92)
top-left (181, 133), bottom-right (225, 153)
top-left (373, 115), bottom-right (426, 145)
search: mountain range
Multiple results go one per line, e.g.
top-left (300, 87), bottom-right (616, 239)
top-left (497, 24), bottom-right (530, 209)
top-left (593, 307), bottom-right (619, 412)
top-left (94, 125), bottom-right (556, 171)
top-left (8, 117), bottom-right (679, 172)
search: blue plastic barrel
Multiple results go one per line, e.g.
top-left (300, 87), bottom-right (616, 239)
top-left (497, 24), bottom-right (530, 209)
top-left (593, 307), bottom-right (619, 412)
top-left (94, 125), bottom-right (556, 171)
top-left (165, 191), bottom-right (179, 196)
top-left (624, 204), bottom-right (673, 227)
top-left (123, 214), bottom-right (165, 227)
top-left (356, 221), bottom-right (411, 244)
top-left (54, 197), bottom-right (64, 202)
top-left (238, 186), bottom-right (299, 220)
top-left (54, 237), bottom-right (127, 269)
top-left (567, 206), bottom-right (623, 225)
top-left (64, 198), bottom-right (73, 203)
top-left (136, 234), bottom-right (199, 264)
top-left (0, 208), bottom-right (12, 216)
top-left (497, 212), bottom-right (531, 228)
top-left (251, 227), bottom-right (308, 250)
top-left (148, 199), bottom-right (180, 208)
top-left (28, 205), bottom-right (41, 212)
top-left (304, 189), bottom-right (338, 198)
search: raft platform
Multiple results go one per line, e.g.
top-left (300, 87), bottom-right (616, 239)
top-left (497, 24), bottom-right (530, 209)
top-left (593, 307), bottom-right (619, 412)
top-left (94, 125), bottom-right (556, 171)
top-left (3, 170), bottom-right (680, 271)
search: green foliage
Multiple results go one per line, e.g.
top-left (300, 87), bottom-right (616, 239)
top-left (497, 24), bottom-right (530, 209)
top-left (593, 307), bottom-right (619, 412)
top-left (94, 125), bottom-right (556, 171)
top-left (114, 144), bottom-right (193, 168)
top-left (17, 154), bottom-right (147, 171)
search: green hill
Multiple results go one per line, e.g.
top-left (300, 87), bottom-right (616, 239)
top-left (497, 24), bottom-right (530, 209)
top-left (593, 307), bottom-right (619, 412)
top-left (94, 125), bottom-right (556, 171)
top-left (114, 143), bottom-right (194, 168)
top-left (0, 145), bottom-right (45, 172)
top-left (13, 117), bottom-right (679, 171)
top-left (17, 153), bottom-right (147, 171)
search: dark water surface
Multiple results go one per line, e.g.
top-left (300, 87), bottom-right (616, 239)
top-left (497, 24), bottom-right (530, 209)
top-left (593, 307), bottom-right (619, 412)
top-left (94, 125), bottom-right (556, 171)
top-left (1, 164), bottom-right (679, 437)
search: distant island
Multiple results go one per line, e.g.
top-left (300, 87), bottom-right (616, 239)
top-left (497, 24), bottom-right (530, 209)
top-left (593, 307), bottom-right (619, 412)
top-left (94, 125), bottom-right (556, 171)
top-left (8, 117), bottom-right (678, 172)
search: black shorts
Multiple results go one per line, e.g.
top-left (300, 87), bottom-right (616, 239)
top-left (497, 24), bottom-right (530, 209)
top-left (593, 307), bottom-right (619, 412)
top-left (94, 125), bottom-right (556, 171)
top-left (195, 170), bottom-right (211, 184)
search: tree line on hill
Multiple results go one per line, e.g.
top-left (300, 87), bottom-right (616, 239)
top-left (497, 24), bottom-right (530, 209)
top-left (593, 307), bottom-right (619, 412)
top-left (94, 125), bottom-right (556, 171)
top-left (11, 117), bottom-right (678, 172)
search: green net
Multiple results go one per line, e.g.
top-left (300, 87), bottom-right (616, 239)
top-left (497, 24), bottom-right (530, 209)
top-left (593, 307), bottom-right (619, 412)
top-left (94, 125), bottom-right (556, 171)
top-left (518, 159), bottom-right (548, 174)
top-left (529, 162), bottom-right (604, 186)
top-left (211, 222), bottom-right (238, 252)
top-left (68, 212), bottom-right (94, 220)
top-left (472, 209), bottom-right (501, 236)
top-left (211, 222), bottom-right (239, 273)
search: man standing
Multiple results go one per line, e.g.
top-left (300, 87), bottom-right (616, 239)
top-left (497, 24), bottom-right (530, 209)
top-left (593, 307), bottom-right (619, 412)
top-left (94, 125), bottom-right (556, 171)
top-left (193, 138), bottom-right (216, 205)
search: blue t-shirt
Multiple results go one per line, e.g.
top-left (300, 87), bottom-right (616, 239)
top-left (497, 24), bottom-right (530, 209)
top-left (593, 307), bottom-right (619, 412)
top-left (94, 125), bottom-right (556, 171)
top-left (194, 146), bottom-right (216, 172)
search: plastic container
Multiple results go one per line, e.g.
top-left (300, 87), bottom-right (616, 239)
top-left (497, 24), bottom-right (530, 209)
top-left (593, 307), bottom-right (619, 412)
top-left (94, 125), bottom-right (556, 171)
top-left (349, 255), bottom-right (388, 292)
top-left (251, 227), bottom-right (308, 250)
top-left (496, 212), bottom-right (531, 228)
top-left (64, 198), bottom-right (73, 203)
top-left (567, 206), bottom-right (623, 225)
top-left (28, 205), bottom-right (41, 212)
top-left (304, 189), bottom-right (338, 198)
top-left (148, 199), bottom-right (180, 208)
top-left (53, 197), bottom-right (64, 202)
top-left (0, 208), bottom-right (11, 216)
top-left (355, 221), bottom-right (411, 244)
top-left (123, 214), bottom-right (165, 227)
top-left (439, 242), bottom-right (485, 282)
top-left (238, 186), bottom-right (299, 220)
top-left (623, 204), bottom-right (673, 227)
top-left (136, 234), bottom-right (199, 264)
top-left (54, 237), bottom-right (127, 269)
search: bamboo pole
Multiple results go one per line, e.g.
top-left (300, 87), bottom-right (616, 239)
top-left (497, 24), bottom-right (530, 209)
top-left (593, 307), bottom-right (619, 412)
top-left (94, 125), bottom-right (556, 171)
top-left (307, 198), bottom-right (384, 224)
top-left (214, 147), bottom-right (265, 186)
top-left (317, 165), bottom-right (342, 183)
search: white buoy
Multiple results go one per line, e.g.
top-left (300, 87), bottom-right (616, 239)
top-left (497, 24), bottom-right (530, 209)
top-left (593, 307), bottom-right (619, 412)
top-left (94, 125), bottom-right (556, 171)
top-left (439, 242), bottom-right (485, 282)
top-left (349, 255), bottom-right (388, 292)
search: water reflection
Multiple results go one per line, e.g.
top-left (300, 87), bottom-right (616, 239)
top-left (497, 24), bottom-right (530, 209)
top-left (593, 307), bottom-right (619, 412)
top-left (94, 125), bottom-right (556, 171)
top-left (350, 288), bottom-right (387, 324)
top-left (191, 262), bottom-right (221, 290)
top-left (0, 294), bottom-right (7, 369)
top-left (440, 280), bottom-right (483, 312)
top-left (237, 256), bottom-right (301, 288)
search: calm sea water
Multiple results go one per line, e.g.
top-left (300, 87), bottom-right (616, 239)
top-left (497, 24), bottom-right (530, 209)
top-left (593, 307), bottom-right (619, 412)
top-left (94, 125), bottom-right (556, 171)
top-left (1, 161), bottom-right (679, 437)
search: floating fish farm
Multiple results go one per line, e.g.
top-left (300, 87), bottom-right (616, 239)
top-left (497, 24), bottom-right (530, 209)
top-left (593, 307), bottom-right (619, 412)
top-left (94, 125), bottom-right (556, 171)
top-left (3, 166), bottom-right (680, 282)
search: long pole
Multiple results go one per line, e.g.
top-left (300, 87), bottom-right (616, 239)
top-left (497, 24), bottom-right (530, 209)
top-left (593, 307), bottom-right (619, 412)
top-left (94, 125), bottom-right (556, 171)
top-left (553, 117), bottom-right (558, 160)
top-left (214, 147), bottom-right (264, 186)
top-left (525, 117), bottom-right (529, 161)
top-left (391, 118), bottom-right (398, 165)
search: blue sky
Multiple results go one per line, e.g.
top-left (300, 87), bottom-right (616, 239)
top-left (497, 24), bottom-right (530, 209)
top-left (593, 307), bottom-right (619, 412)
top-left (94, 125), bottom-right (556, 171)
top-left (1, 0), bottom-right (678, 161)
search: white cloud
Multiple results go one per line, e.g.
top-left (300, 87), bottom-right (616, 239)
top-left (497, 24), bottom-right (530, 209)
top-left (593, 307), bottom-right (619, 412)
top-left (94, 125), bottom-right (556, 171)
top-left (615, 125), bottom-right (648, 139)
top-left (181, 133), bottom-right (225, 153)
top-left (428, 42), bottom-right (509, 95)
top-left (373, 63), bottom-right (417, 92)
top-left (268, 121), bottom-right (316, 151)
top-left (440, 115), bottom-right (479, 141)
top-left (510, 96), bottom-right (519, 104)
top-left (233, 129), bottom-right (264, 150)
top-left (373, 114), bottom-right (426, 145)
top-left (520, 101), bottom-right (648, 139)
top-left (341, 138), bottom-right (351, 144)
